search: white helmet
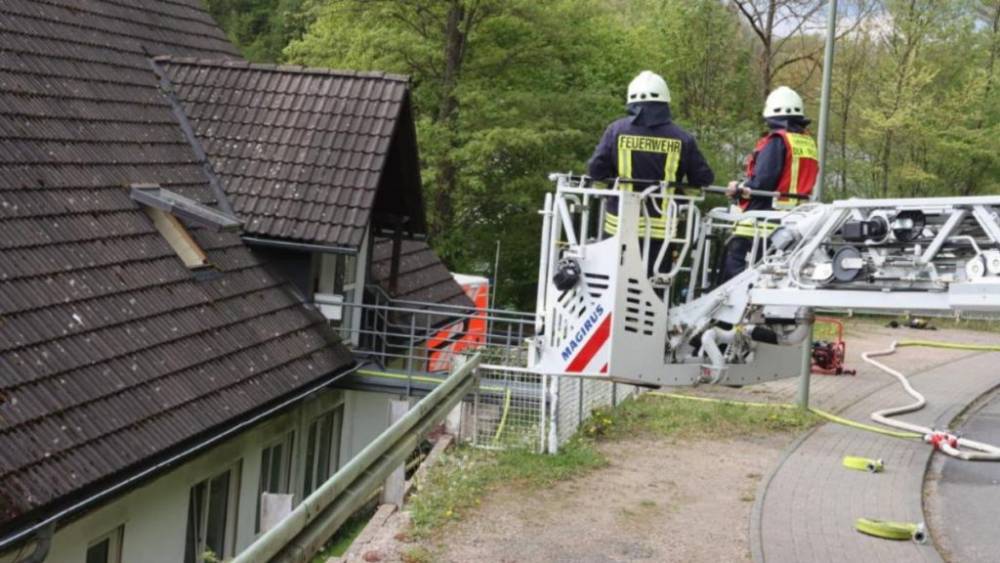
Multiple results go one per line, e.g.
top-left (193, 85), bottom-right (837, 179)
top-left (763, 86), bottom-right (805, 118)
top-left (627, 70), bottom-right (670, 104)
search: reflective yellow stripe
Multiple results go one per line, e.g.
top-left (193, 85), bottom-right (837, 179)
top-left (778, 133), bottom-right (817, 209)
top-left (616, 135), bottom-right (682, 182)
top-left (604, 212), bottom-right (668, 239)
top-left (664, 144), bottom-right (680, 182)
top-left (607, 135), bottom-right (684, 240)
top-left (618, 144), bottom-right (632, 179)
top-left (733, 218), bottom-right (779, 238)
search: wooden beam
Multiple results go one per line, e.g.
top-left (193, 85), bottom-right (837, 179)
top-left (145, 207), bottom-right (208, 269)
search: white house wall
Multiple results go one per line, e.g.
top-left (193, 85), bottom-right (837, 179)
top-left (0, 388), bottom-right (399, 563)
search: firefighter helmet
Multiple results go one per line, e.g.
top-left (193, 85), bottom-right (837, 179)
top-left (763, 86), bottom-right (805, 118)
top-left (627, 71), bottom-right (670, 104)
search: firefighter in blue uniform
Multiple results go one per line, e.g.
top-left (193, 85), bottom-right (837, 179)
top-left (587, 70), bottom-right (715, 278)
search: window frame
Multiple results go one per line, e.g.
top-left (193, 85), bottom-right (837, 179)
top-left (185, 461), bottom-right (242, 563)
top-left (301, 405), bottom-right (344, 498)
top-left (255, 431), bottom-right (295, 533)
top-left (311, 227), bottom-right (368, 345)
top-left (85, 525), bottom-right (124, 563)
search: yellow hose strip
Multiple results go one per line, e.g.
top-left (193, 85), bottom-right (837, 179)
top-left (842, 455), bottom-right (884, 473)
top-left (648, 392), bottom-right (923, 440)
top-left (649, 391), bottom-right (795, 410)
top-left (492, 387), bottom-right (513, 446)
top-left (897, 340), bottom-right (1000, 352)
top-left (809, 407), bottom-right (922, 440)
top-left (855, 518), bottom-right (926, 543)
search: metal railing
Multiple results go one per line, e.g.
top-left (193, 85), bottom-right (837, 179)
top-left (322, 289), bottom-right (644, 454)
top-left (332, 286), bottom-right (534, 376)
top-left (234, 354), bottom-right (481, 563)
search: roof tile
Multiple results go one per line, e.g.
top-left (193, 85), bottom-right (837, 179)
top-left (155, 58), bottom-right (420, 248)
top-left (0, 0), bottom-right (353, 531)
top-left (369, 237), bottom-right (475, 323)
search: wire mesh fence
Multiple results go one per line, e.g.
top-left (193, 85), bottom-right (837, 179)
top-left (335, 287), bottom-right (645, 454)
top-left (552, 375), bottom-right (643, 448)
top-left (471, 366), bottom-right (547, 452)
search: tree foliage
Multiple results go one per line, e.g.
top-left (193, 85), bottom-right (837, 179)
top-left (210, 0), bottom-right (1000, 309)
top-left (205, 0), bottom-right (317, 61)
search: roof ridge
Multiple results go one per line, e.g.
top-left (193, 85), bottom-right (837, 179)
top-left (152, 55), bottom-right (411, 83)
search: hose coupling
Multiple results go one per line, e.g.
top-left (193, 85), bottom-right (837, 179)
top-left (927, 431), bottom-right (958, 451)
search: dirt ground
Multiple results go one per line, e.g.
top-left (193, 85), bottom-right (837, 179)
top-left (422, 434), bottom-right (793, 563)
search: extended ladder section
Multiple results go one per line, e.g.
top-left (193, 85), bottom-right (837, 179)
top-left (530, 174), bottom-right (1000, 387)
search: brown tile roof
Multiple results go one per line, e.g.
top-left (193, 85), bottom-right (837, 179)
top-left (153, 57), bottom-right (427, 248)
top-left (370, 238), bottom-right (475, 310)
top-left (0, 0), bottom-right (353, 534)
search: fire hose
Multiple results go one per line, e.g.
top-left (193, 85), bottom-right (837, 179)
top-left (842, 455), bottom-right (884, 473)
top-left (862, 340), bottom-right (1000, 461)
top-left (855, 519), bottom-right (927, 543)
top-left (654, 337), bottom-right (1000, 544)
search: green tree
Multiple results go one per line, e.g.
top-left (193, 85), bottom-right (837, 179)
top-left (206, 0), bottom-right (317, 62)
top-left (624, 0), bottom-right (761, 178)
top-left (208, 0), bottom-right (999, 307)
top-left (287, 0), bottom-right (639, 307)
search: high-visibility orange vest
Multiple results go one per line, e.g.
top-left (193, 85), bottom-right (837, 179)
top-left (742, 129), bottom-right (818, 210)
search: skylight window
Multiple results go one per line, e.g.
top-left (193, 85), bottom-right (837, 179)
top-left (130, 183), bottom-right (242, 271)
top-left (130, 184), bottom-right (241, 232)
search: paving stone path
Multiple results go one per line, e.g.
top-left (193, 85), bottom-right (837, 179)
top-left (672, 323), bottom-right (1000, 563)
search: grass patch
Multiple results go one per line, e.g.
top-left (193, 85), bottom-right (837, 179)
top-left (597, 394), bottom-right (818, 440)
top-left (407, 438), bottom-right (606, 538)
top-left (309, 509), bottom-right (372, 562)
top-left (401, 545), bottom-right (433, 563)
top-left (407, 393), bottom-right (816, 539)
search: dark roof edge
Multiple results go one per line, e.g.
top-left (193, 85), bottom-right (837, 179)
top-left (242, 236), bottom-right (359, 255)
top-left (147, 58), bottom-right (236, 217)
top-left (152, 55), bottom-right (411, 83)
top-left (0, 361), bottom-right (360, 553)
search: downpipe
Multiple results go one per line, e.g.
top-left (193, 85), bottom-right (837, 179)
top-left (20, 524), bottom-right (54, 563)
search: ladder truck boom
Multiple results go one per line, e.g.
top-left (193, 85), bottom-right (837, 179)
top-left (528, 174), bottom-right (1000, 387)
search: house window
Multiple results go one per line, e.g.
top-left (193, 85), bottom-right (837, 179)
top-left (256, 432), bottom-right (294, 532)
top-left (86, 526), bottom-right (123, 563)
top-left (185, 463), bottom-right (241, 563)
top-left (302, 406), bottom-right (344, 497)
top-left (314, 253), bottom-right (360, 341)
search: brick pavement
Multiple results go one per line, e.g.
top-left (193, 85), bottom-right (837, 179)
top-left (671, 323), bottom-right (1000, 562)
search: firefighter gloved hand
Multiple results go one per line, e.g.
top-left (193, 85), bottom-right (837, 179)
top-left (726, 181), bottom-right (750, 199)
